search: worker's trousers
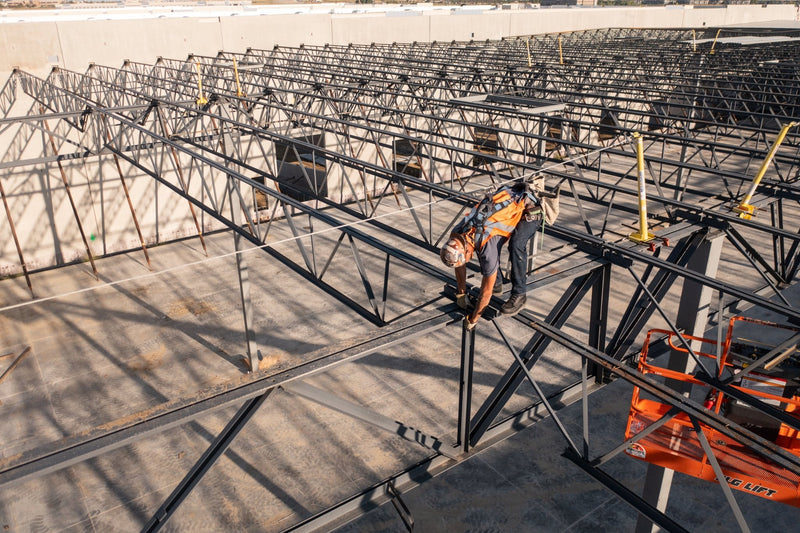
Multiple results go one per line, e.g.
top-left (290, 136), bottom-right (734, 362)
top-left (508, 216), bottom-right (542, 296)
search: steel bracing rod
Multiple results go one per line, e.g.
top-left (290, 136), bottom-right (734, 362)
top-left (493, 320), bottom-right (581, 455)
top-left (40, 110), bottom-right (99, 279)
top-left (690, 417), bottom-right (751, 533)
top-left (520, 310), bottom-right (800, 475)
top-left (604, 230), bottom-right (707, 361)
top-left (457, 322), bottom-right (476, 453)
top-left (0, 313), bottom-right (455, 489)
top-left (283, 381), bottom-right (457, 460)
top-left (0, 173), bottom-right (33, 295)
top-left (624, 264), bottom-right (714, 378)
top-left (591, 406), bottom-right (682, 468)
top-left (724, 225), bottom-right (791, 303)
top-left (469, 266), bottom-right (604, 446)
top-left (142, 389), bottom-right (274, 533)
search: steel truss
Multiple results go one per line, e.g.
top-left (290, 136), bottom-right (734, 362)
top-left (0, 27), bottom-right (799, 531)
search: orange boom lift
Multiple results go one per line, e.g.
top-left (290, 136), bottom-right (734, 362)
top-left (625, 317), bottom-right (800, 506)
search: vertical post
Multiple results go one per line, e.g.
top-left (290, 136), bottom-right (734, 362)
top-left (629, 132), bottom-right (655, 244)
top-left (157, 108), bottom-right (208, 256)
top-left (457, 323), bottom-right (476, 453)
top-left (0, 176), bottom-right (34, 296)
top-left (42, 114), bottom-right (99, 279)
top-left (589, 263), bottom-right (611, 382)
top-left (634, 231), bottom-right (724, 533)
top-left (228, 178), bottom-right (260, 372)
top-left (105, 124), bottom-right (152, 270)
top-left (734, 122), bottom-right (796, 220)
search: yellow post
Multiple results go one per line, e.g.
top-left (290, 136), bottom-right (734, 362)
top-left (710, 29), bottom-right (721, 55)
top-left (629, 132), bottom-right (655, 244)
top-left (733, 122), bottom-right (797, 220)
top-left (233, 57), bottom-right (245, 98)
top-left (692, 29), bottom-right (697, 53)
top-left (526, 38), bottom-right (532, 69)
top-left (195, 62), bottom-right (208, 106)
top-left (558, 34), bottom-right (564, 65)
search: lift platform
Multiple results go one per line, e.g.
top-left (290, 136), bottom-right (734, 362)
top-left (625, 317), bottom-right (800, 506)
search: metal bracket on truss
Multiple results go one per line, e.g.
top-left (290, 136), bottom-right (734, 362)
top-left (387, 480), bottom-right (414, 532)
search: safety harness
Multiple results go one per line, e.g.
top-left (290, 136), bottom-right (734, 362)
top-left (456, 185), bottom-right (540, 250)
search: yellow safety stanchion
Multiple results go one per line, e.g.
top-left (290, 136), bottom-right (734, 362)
top-left (558, 34), bottom-right (564, 65)
top-left (733, 122), bottom-right (797, 220)
top-left (692, 29), bottom-right (697, 53)
top-left (195, 62), bottom-right (208, 106)
top-left (233, 57), bottom-right (245, 98)
top-left (629, 132), bottom-right (656, 244)
top-left (526, 38), bottom-right (532, 69)
top-left (710, 29), bottom-right (721, 55)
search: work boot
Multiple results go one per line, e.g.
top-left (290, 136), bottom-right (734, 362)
top-left (501, 293), bottom-right (527, 315)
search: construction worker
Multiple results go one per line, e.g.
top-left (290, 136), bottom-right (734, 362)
top-left (440, 183), bottom-right (540, 329)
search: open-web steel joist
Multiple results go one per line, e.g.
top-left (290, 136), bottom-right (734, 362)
top-left (0, 27), bottom-right (799, 531)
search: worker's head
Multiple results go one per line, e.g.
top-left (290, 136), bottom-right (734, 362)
top-left (440, 234), bottom-right (472, 268)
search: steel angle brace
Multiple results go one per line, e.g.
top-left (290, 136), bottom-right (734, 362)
top-left (143, 389), bottom-right (274, 533)
top-left (0, 313), bottom-right (455, 490)
top-left (690, 417), bottom-right (751, 533)
top-left (493, 320), bottom-right (581, 456)
top-left (724, 224), bottom-right (792, 300)
top-left (282, 381), bottom-right (457, 460)
top-left (469, 265), bottom-right (607, 446)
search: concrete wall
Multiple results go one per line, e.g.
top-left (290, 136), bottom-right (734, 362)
top-left (0, 4), bottom-right (797, 77)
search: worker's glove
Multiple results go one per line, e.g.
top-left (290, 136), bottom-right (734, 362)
top-left (456, 293), bottom-right (472, 311)
top-left (464, 316), bottom-right (478, 331)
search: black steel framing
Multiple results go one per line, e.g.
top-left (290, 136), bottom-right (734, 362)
top-left (0, 26), bottom-right (799, 532)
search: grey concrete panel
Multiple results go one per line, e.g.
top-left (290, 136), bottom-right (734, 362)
top-left (331, 13), bottom-right (431, 46)
top-left (428, 12), bottom-right (511, 44)
top-left (55, 18), bottom-right (225, 72)
top-left (0, 20), bottom-right (62, 74)
top-left (220, 14), bottom-right (334, 52)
